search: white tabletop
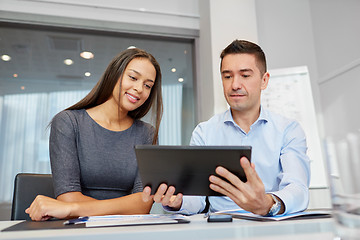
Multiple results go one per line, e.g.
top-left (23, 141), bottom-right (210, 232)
top-left (0, 214), bottom-right (335, 240)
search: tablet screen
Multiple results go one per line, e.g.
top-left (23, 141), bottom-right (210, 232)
top-left (135, 145), bottom-right (252, 196)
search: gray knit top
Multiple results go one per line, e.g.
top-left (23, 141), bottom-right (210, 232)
top-left (49, 109), bottom-right (154, 200)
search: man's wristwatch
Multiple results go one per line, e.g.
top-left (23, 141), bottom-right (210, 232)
top-left (265, 194), bottom-right (281, 217)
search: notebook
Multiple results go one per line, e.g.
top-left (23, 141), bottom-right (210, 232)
top-left (135, 145), bottom-right (252, 196)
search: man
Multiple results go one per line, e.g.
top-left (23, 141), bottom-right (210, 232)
top-left (143, 40), bottom-right (310, 216)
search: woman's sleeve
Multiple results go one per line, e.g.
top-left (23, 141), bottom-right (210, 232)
top-left (49, 111), bottom-right (82, 198)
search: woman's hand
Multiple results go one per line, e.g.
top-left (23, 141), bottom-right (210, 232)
top-left (25, 195), bottom-right (77, 221)
top-left (142, 184), bottom-right (183, 211)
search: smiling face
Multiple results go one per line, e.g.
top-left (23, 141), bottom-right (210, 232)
top-left (221, 53), bottom-right (269, 115)
top-left (112, 58), bottom-right (156, 114)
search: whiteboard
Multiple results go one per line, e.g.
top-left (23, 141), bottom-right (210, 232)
top-left (261, 66), bottom-right (327, 188)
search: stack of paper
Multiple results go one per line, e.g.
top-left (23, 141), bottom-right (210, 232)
top-left (212, 209), bottom-right (332, 221)
top-left (65, 214), bottom-right (190, 228)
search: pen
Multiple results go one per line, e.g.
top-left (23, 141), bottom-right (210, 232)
top-left (63, 216), bottom-right (89, 225)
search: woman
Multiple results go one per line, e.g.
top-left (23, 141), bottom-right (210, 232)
top-left (26, 48), bottom-right (163, 221)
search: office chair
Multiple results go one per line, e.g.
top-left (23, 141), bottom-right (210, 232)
top-left (11, 173), bottom-right (54, 221)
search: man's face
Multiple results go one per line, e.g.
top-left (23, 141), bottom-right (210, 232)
top-left (221, 53), bottom-right (269, 114)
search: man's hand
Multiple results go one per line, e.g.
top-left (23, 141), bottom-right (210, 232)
top-left (209, 157), bottom-right (274, 215)
top-left (25, 195), bottom-right (77, 221)
top-left (142, 184), bottom-right (183, 210)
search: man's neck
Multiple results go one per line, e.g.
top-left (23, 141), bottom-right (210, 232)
top-left (230, 106), bottom-right (261, 133)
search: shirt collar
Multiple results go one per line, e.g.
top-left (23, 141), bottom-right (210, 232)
top-left (223, 106), bottom-right (269, 125)
top-left (257, 105), bottom-right (269, 123)
top-left (224, 109), bottom-right (234, 123)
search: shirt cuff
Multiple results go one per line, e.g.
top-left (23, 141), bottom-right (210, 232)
top-left (162, 196), bottom-right (206, 215)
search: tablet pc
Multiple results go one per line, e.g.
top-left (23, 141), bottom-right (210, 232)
top-left (135, 145), bottom-right (252, 196)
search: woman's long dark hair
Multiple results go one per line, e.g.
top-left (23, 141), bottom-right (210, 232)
top-left (64, 48), bottom-right (163, 144)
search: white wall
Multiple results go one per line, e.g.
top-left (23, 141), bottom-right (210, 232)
top-left (209, 0), bottom-right (258, 116)
top-left (255, 0), bottom-right (323, 128)
top-left (310, 0), bottom-right (360, 136)
top-left (255, 0), bottom-right (360, 138)
top-left (197, 0), bottom-right (258, 122)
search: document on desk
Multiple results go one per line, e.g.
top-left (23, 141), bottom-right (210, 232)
top-left (67, 214), bottom-right (190, 228)
top-left (213, 209), bottom-right (331, 221)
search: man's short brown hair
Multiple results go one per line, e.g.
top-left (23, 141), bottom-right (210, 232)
top-left (220, 40), bottom-right (267, 75)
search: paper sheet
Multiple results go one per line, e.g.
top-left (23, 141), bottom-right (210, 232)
top-left (213, 209), bottom-right (331, 221)
top-left (83, 214), bottom-right (190, 227)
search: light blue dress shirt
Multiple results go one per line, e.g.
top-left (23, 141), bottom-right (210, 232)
top-left (168, 107), bottom-right (310, 215)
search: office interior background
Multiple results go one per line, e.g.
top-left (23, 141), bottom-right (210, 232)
top-left (0, 0), bottom-right (359, 220)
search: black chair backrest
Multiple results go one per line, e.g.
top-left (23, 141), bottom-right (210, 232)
top-left (11, 173), bottom-right (54, 221)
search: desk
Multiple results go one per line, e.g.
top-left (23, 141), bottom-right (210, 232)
top-left (0, 215), bottom-right (335, 240)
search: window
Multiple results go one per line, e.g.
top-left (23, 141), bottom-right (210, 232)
top-left (0, 23), bottom-right (196, 203)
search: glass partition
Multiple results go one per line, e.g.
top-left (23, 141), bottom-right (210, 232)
top-left (0, 23), bottom-right (196, 203)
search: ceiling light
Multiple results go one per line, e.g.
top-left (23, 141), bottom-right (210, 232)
top-left (80, 51), bottom-right (94, 59)
top-left (1, 54), bottom-right (11, 61)
top-left (178, 78), bottom-right (184, 83)
top-left (20, 86), bottom-right (25, 90)
top-left (85, 72), bottom-right (91, 77)
top-left (64, 59), bottom-right (74, 65)
top-left (13, 73), bottom-right (18, 78)
top-left (171, 68), bottom-right (176, 73)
